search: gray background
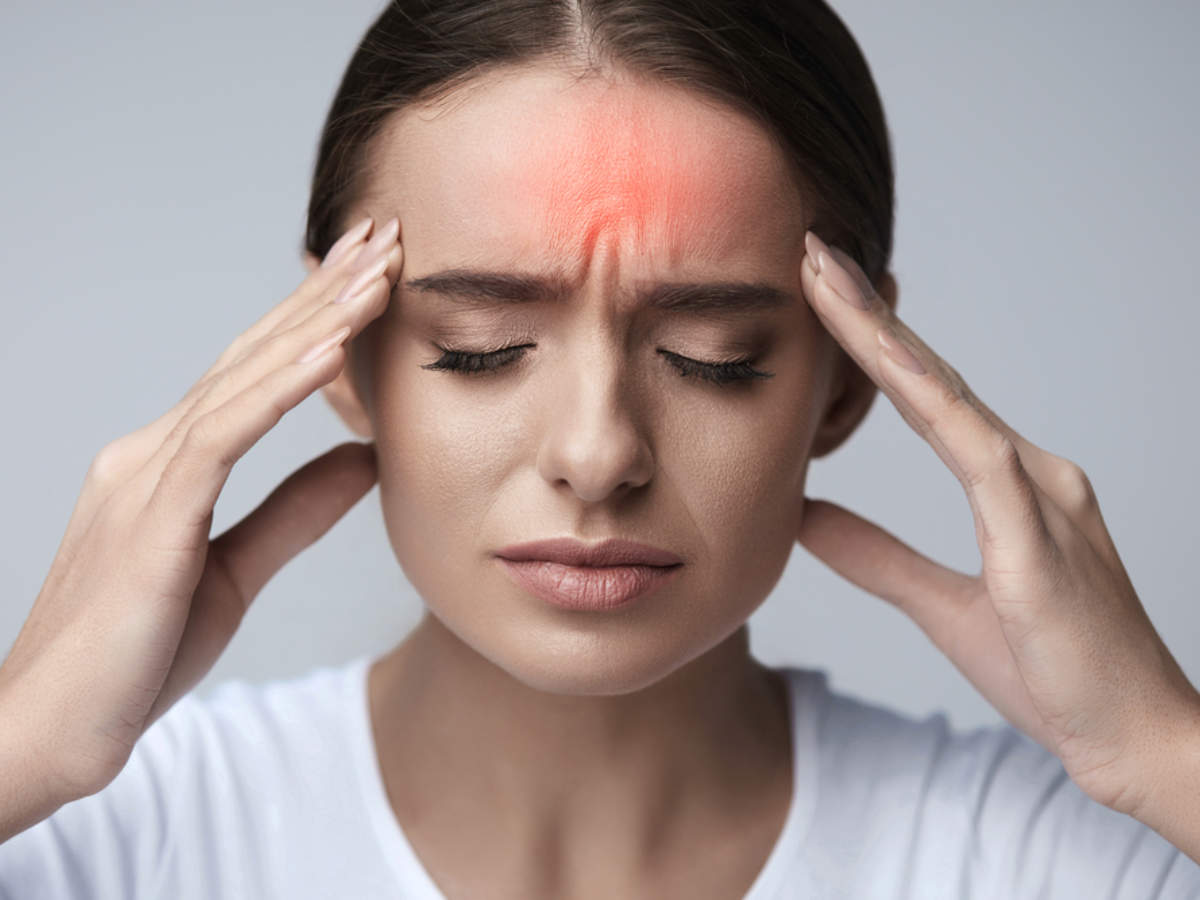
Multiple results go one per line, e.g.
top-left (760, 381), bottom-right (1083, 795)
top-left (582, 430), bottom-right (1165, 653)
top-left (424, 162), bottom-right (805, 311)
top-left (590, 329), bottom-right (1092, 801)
top-left (2, 1), bottom-right (1196, 733)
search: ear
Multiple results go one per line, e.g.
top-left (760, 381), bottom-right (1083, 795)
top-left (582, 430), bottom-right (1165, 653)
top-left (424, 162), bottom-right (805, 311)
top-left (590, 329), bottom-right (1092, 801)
top-left (809, 270), bottom-right (899, 459)
top-left (303, 251), bottom-right (374, 439)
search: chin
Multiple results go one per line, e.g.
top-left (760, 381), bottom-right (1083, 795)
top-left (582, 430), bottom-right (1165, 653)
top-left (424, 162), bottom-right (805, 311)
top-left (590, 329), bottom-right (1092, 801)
top-left (457, 608), bottom-right (744, 698)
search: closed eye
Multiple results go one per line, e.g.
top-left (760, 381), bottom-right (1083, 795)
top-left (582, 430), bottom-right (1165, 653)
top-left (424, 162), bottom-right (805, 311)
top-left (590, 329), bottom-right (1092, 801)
top-left (655, 350), bottom-right (774, 385)
top-left (420, 344), bottom-right (774, 386)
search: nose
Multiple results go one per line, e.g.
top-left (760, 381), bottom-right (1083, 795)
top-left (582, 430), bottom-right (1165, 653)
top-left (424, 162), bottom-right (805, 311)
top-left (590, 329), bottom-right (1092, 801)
top-left (535, 335), bottom-right (655, 503)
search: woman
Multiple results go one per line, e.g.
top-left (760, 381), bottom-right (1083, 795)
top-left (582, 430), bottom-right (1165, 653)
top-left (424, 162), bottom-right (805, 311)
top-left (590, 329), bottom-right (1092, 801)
top-left (2, 1), bottom-right (1198, 897)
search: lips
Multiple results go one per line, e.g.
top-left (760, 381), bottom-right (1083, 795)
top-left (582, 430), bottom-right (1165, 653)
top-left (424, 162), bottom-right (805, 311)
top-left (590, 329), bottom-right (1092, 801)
top-left (494, 537), bottom-right (683, 568)
top-left (497, 558), bottom-right (682, 611)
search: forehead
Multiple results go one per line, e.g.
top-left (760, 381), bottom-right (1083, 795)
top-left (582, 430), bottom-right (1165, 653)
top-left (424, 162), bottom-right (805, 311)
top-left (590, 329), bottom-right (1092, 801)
top-left (362, 64), bottom-right (807, 277)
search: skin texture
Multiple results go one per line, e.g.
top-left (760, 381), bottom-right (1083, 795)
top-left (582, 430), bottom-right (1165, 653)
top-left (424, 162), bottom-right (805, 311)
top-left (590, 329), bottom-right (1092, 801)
top-left (304, 63), bottom-right (899, 898)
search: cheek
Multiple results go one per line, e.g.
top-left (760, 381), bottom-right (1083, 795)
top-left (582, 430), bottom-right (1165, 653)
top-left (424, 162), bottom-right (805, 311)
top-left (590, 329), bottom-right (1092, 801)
top-left (368, 338), bottom-right (507, 589)
top-left (370, 314), bottom-right (515, 488)
top-left (667, 387), bottom-right (813, 555)
top-left (667, 330), bottom-right (822, 521)
top-left (662, 343), bottom-right (824, 603)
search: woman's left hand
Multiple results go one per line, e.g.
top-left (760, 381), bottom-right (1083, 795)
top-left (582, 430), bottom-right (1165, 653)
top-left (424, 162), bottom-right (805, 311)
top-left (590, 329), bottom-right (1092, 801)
top-left (795, 230), bottom-right (1200, 820)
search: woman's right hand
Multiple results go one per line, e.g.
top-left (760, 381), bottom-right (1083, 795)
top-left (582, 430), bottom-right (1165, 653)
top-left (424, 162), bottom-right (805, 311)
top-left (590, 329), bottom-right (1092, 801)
top-left (0, 215), bottom-right (402, 806)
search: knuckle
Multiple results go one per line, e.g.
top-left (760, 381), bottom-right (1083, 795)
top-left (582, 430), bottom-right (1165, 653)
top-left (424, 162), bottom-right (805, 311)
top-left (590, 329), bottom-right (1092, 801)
top-left (925, 376), bottom-right (968, 433)
top-left (168, 383), bottom-right (221, 445)
top-left (992, 434), bottom-right (1023, 473)
top-left (250, 378), bottom-right (290, 429)
top-left (988, 436), bottom-right (1017, 487)
top-left (182, 411), bottom-right (225, 457)
top-left (217, 334), bottom-right (248, 366)
top-left (946, 370), bottom-right (974, 409)
top-left (967, 434), bottom-right (1019, 491)
top-left (1051, 456), bottom-right (1096, 511)
top-left (964, 461), bottom-right (990, 491)
top-left (935, 370), bottom-right (969, 411)
top-left (87, 438), bottom-right (135, 488)
top-left (89, 469), bottom-right (152, 535)
top-left (200, 368), bottom-right (233, 402)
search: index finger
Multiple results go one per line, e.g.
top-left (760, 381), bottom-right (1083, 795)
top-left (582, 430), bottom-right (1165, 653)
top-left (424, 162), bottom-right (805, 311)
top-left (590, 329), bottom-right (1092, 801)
top-left (800, 230), bottom-right (1052, 563)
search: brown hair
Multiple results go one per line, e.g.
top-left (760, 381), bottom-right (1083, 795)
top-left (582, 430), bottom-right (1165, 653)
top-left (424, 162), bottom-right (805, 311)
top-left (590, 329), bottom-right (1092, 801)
top-left (303, 0), bottom-right (893, 288)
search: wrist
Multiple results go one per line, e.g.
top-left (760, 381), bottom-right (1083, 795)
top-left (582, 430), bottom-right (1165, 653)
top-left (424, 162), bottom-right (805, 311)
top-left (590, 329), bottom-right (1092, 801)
top-left (1128, 689), bottom-right (1200, 853)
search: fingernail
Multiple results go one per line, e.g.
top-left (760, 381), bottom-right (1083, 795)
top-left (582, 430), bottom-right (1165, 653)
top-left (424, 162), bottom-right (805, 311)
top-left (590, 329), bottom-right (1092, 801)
top-left (805, 231), bottom-right (869, 310)
top-left (333, 256), bottom-right (388, 304)
top-left (804, 248), bottom-right (820, 277)
top-left (877, 330), bottom-right (926, 375)
top-left (804, 231), bottom-right (825, 275)
top-left (357, 216), bottom-right (400, 266)
top-left (321, 217), bottom-right (374, 269)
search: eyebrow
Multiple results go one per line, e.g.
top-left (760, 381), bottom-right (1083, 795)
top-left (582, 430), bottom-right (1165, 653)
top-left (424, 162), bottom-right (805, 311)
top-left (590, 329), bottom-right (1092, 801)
top-left (399, 269), bottom-right (794, 314)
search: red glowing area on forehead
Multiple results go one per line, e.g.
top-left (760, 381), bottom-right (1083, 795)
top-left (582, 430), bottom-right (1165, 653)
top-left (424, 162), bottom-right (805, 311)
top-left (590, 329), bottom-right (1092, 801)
top-left (505, 74), bottom-right (801, 266)
top-left (373, 67), bottom-right (807, 278)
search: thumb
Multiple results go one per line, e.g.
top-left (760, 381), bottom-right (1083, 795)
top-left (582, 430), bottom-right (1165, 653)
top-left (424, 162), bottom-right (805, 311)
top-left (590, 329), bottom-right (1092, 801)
top-left (796, 497), bottom-right (966, 620)
top-left (144, 441), bottom-right (378, 727)
top-left (213, 440), bottom-right (379, 601)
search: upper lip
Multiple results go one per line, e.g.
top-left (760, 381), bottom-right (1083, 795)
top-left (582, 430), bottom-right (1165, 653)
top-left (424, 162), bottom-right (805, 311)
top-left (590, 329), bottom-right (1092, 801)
top-left (495, 537), bottom-right (683, 567)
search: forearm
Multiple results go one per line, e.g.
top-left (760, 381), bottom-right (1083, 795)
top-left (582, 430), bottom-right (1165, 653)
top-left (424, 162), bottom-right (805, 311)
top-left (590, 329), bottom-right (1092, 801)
top-left (1129, 699), bottom-right (1200, 866)
top-left (0, 678), bottom-right (71, 844)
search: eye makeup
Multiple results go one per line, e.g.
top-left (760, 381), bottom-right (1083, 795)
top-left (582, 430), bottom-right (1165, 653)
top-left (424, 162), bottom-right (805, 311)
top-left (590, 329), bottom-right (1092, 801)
top-left (420, 342), bottom-right (774, 387)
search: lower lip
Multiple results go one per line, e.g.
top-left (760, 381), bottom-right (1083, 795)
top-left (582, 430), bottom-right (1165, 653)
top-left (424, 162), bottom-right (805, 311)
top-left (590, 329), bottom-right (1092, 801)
top-left (497, 558), bottom-right (683, 611)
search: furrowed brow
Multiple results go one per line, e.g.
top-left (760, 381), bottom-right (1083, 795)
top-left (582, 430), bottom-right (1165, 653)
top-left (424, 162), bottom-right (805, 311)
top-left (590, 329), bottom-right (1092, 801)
top-left (400, 269), bottom-right (793, 314)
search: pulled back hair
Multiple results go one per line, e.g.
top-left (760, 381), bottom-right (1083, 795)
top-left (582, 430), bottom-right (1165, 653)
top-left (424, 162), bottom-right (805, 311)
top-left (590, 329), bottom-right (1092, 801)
top-left (303, 0), bottom-right (893, 289)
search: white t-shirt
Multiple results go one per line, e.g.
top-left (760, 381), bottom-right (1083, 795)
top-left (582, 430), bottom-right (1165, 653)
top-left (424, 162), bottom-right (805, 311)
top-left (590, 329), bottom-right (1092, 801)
top-left (2, 655), bottom-right (1198, 899)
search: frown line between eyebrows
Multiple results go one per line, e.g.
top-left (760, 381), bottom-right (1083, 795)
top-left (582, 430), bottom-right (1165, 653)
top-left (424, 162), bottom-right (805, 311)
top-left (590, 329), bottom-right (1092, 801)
top-left (398, 269), bottom-right (795, 315)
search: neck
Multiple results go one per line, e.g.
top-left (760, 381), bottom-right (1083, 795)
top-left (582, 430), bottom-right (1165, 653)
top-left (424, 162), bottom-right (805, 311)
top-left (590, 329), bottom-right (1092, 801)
top-left (368, 612), bottom-right (792, 887)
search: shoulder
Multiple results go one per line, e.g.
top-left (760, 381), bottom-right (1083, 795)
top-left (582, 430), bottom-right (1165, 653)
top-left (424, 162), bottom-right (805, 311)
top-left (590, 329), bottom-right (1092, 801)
top-left (786, 666), bottom-right (1050, 800)
top-left (152, 655), bottom-right (373, 824)
top-left (184, 656), bottom-right (364, 751)
top-left (782, 664), bottom-right (1088, 842)
top-left (0, 657), bottom-right (372, 899)
top-left (773, 666), bottom-right (1200, 897)
top-left (110, 656), bottom-right (367, 794)
top-left (122, 654), bottom-right (370, 817)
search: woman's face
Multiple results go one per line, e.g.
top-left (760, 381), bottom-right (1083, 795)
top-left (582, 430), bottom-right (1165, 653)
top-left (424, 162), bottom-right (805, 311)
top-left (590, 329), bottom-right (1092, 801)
top-left (342, 64), bottom-right (843, 695)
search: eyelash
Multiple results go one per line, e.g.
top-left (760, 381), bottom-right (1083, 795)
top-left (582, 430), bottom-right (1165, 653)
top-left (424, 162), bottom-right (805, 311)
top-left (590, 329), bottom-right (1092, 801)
top-left (420, 344), bottom-right (774, 386)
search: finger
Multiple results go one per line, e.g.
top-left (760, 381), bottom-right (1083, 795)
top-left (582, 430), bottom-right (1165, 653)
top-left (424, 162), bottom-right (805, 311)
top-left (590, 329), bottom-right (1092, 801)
top-left (801, 231), bottom-right (1053, 571)
top-left (798, 496), bottom-right (1064, 754)
top-left (212, 440), bottom-right (378, 601)
top-left (211, 216), bottom-right (377, 371)
top-left (252, 217), bottom-right (403, 351)
top-left (109, 218), bottom-right (386, 474)
top-left (144, 228), bottom-right (400, 476)
top-left (321, 216), bottom-right (377, 269)
top-left (132, 240), bottom-right (401, 509)
top-left (138, 323), bottom-right (360, 552)
top-left (143, 440), bottom-right (378, 727)
top-left (800, 235), bottom-right (1079, 508)
top-left (799, 242), bottom-right (1126, 583)
top-left (191, 217), bottom-right (398, 405)
top-left (796, 496), bottom-right (975, 627)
